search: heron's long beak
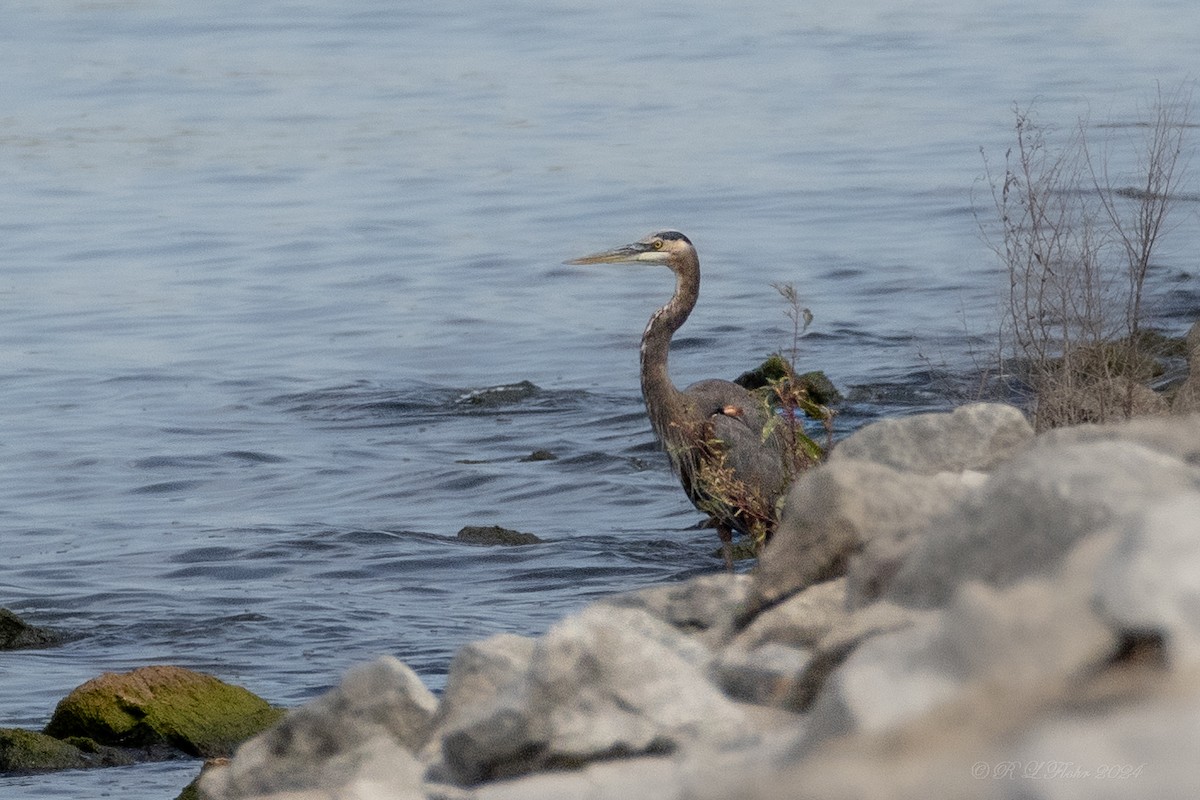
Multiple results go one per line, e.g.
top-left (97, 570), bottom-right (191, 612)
top-left (564, 242), bottom-right (649, 265)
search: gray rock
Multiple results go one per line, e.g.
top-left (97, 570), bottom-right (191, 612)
top-left (433, 633), bottom-right (536, 734)
top-left (1094, 494), bottom-right (1200, 664)
top-left (751, 459), bottom-right (983, 612)
top-left (1009, 670), bottom-right (1200, 800)
top-left (598, 573), bottom-right (751, 647)
top-left (731, 577), bottom-right (850, 652)
top-left (691, 667), bottom-right (1200, 800)
top-left (1035, 411), bottom-right (1200, 463)
top-left (713, 642), bottom-right (814, 706)
top-left (883, 438), bottom-right (1200, 608)
top-left (471, 754), bottom-right (684, 800)
top-left (806, 533), bottom-right (1117, 745)
top-left (203, 656), bottom-right (435, 799)
top-left (439, 605), bottom-right (749, 785)
top-left (203, 737), bottom-right (426, 800)
top-left (422, 634), bottom-right (537, 781)
top-left (828, 402), bottom-right (1034, 474)
top-left (198, 412), bottom-right (1200, 800)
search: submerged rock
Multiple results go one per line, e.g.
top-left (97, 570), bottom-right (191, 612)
top-left (0, 608), bottom-right (62, 650)
top-left (457, 525), bottom-right (544, 546)
top-left (0, 727), bottom-right (132, 773)
top-left (43, 665), bottom-right (282, 759)
top-left (455, 380), bottom-right (540, 407)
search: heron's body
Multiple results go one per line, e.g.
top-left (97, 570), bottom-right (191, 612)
top-left (568, 231), bottom-right (791, 563)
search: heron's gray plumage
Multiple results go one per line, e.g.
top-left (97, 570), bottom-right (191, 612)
top-left (567, 231), bottom-right (791, 563)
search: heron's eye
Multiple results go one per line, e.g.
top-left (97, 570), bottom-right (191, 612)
top-left (651, 240), bottom-right (663, 250)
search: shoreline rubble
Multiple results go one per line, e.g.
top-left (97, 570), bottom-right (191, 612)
top-left (197, 402), bottom-right (1200, 800)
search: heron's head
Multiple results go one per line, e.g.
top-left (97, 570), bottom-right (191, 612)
top-left (565, 230), bottom-right (694, 267)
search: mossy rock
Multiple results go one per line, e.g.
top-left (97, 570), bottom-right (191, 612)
top-left (0, 728), bottom-right (89, 773)
top-left (43, 666), bottom-right (284, 758)
top-left (734, 355), bottom-right (843, 406)
top-left (0, 727), bottom-right (138, 774)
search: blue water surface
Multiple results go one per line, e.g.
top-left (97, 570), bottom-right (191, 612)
top-left (1, 1), bottom-right (1198, 797)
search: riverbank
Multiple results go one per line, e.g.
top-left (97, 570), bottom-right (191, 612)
top-left (197, 400), bottom-right (1200, 800)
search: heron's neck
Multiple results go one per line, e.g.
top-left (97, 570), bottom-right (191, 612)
top-left (640, 259), bottom-right (699, 439)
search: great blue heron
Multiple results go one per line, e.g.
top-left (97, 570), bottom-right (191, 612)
top-left (567, 231), bottom-right (793, 566)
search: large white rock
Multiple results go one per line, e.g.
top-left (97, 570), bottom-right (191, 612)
top-left (829, 402), bottom-right (1034, 474)
top-left (201, 656), bottom-right (435, 799)
top-left (806, 533), bottom-right (1117, 743)
top-left (751, 403), bottom-right (1029, 612)
top-left (1095, 494), bottom-right (1200, 665)
top-left (438, 605), bottom-right (750, 784)
top-left (883, 439), bottom-right (1200, 608)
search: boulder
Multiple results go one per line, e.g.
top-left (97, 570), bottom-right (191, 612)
top-left (431, 634), bottom-right (537, 736)
top-left (730, 577), bottom-right (850, 652)
top-left (805, 532), bottom-right (1117, 745)
top-left (1034, 410), bottom-right (1200, 462)
top-left (715, 578), bottom-right (848, 707)
top-left (712, 642), bottom-right (814, 707)
top-left (1007, 668), bottom-right (1200, 800)
top-left (828, 402), bottom-right (1033, 473)
top-left (1094, 494), bottom-right (1200, 664)
top-left (439, 605), bottom-right (750, 785)
top-left (205, 656), bottom-right (435, 799)
top-left (881, 438), bottom-right (1200, 609)
top-left (751, 459), bottom-right (984, 613)
top-left (748, 404), bottom-right (1030, 615)
top-left (42, 666), bottom-right (282, 758)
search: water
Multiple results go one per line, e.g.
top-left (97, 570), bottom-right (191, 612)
top-left (2, 1), bottom-right (1198, 797)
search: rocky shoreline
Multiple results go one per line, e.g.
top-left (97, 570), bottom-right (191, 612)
top-left (192, 401), bottom-right (1200, 800)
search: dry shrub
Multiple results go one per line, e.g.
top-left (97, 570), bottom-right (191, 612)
top-left (981, 85), bottom-right (1193, 430)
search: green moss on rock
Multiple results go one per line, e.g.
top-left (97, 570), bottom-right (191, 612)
top-left (43, 666), bottom-right (284, 758)
top-left (0, 728), bottom-right (89, 773)
top-left (734, 355), bottom-right (843, 407)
